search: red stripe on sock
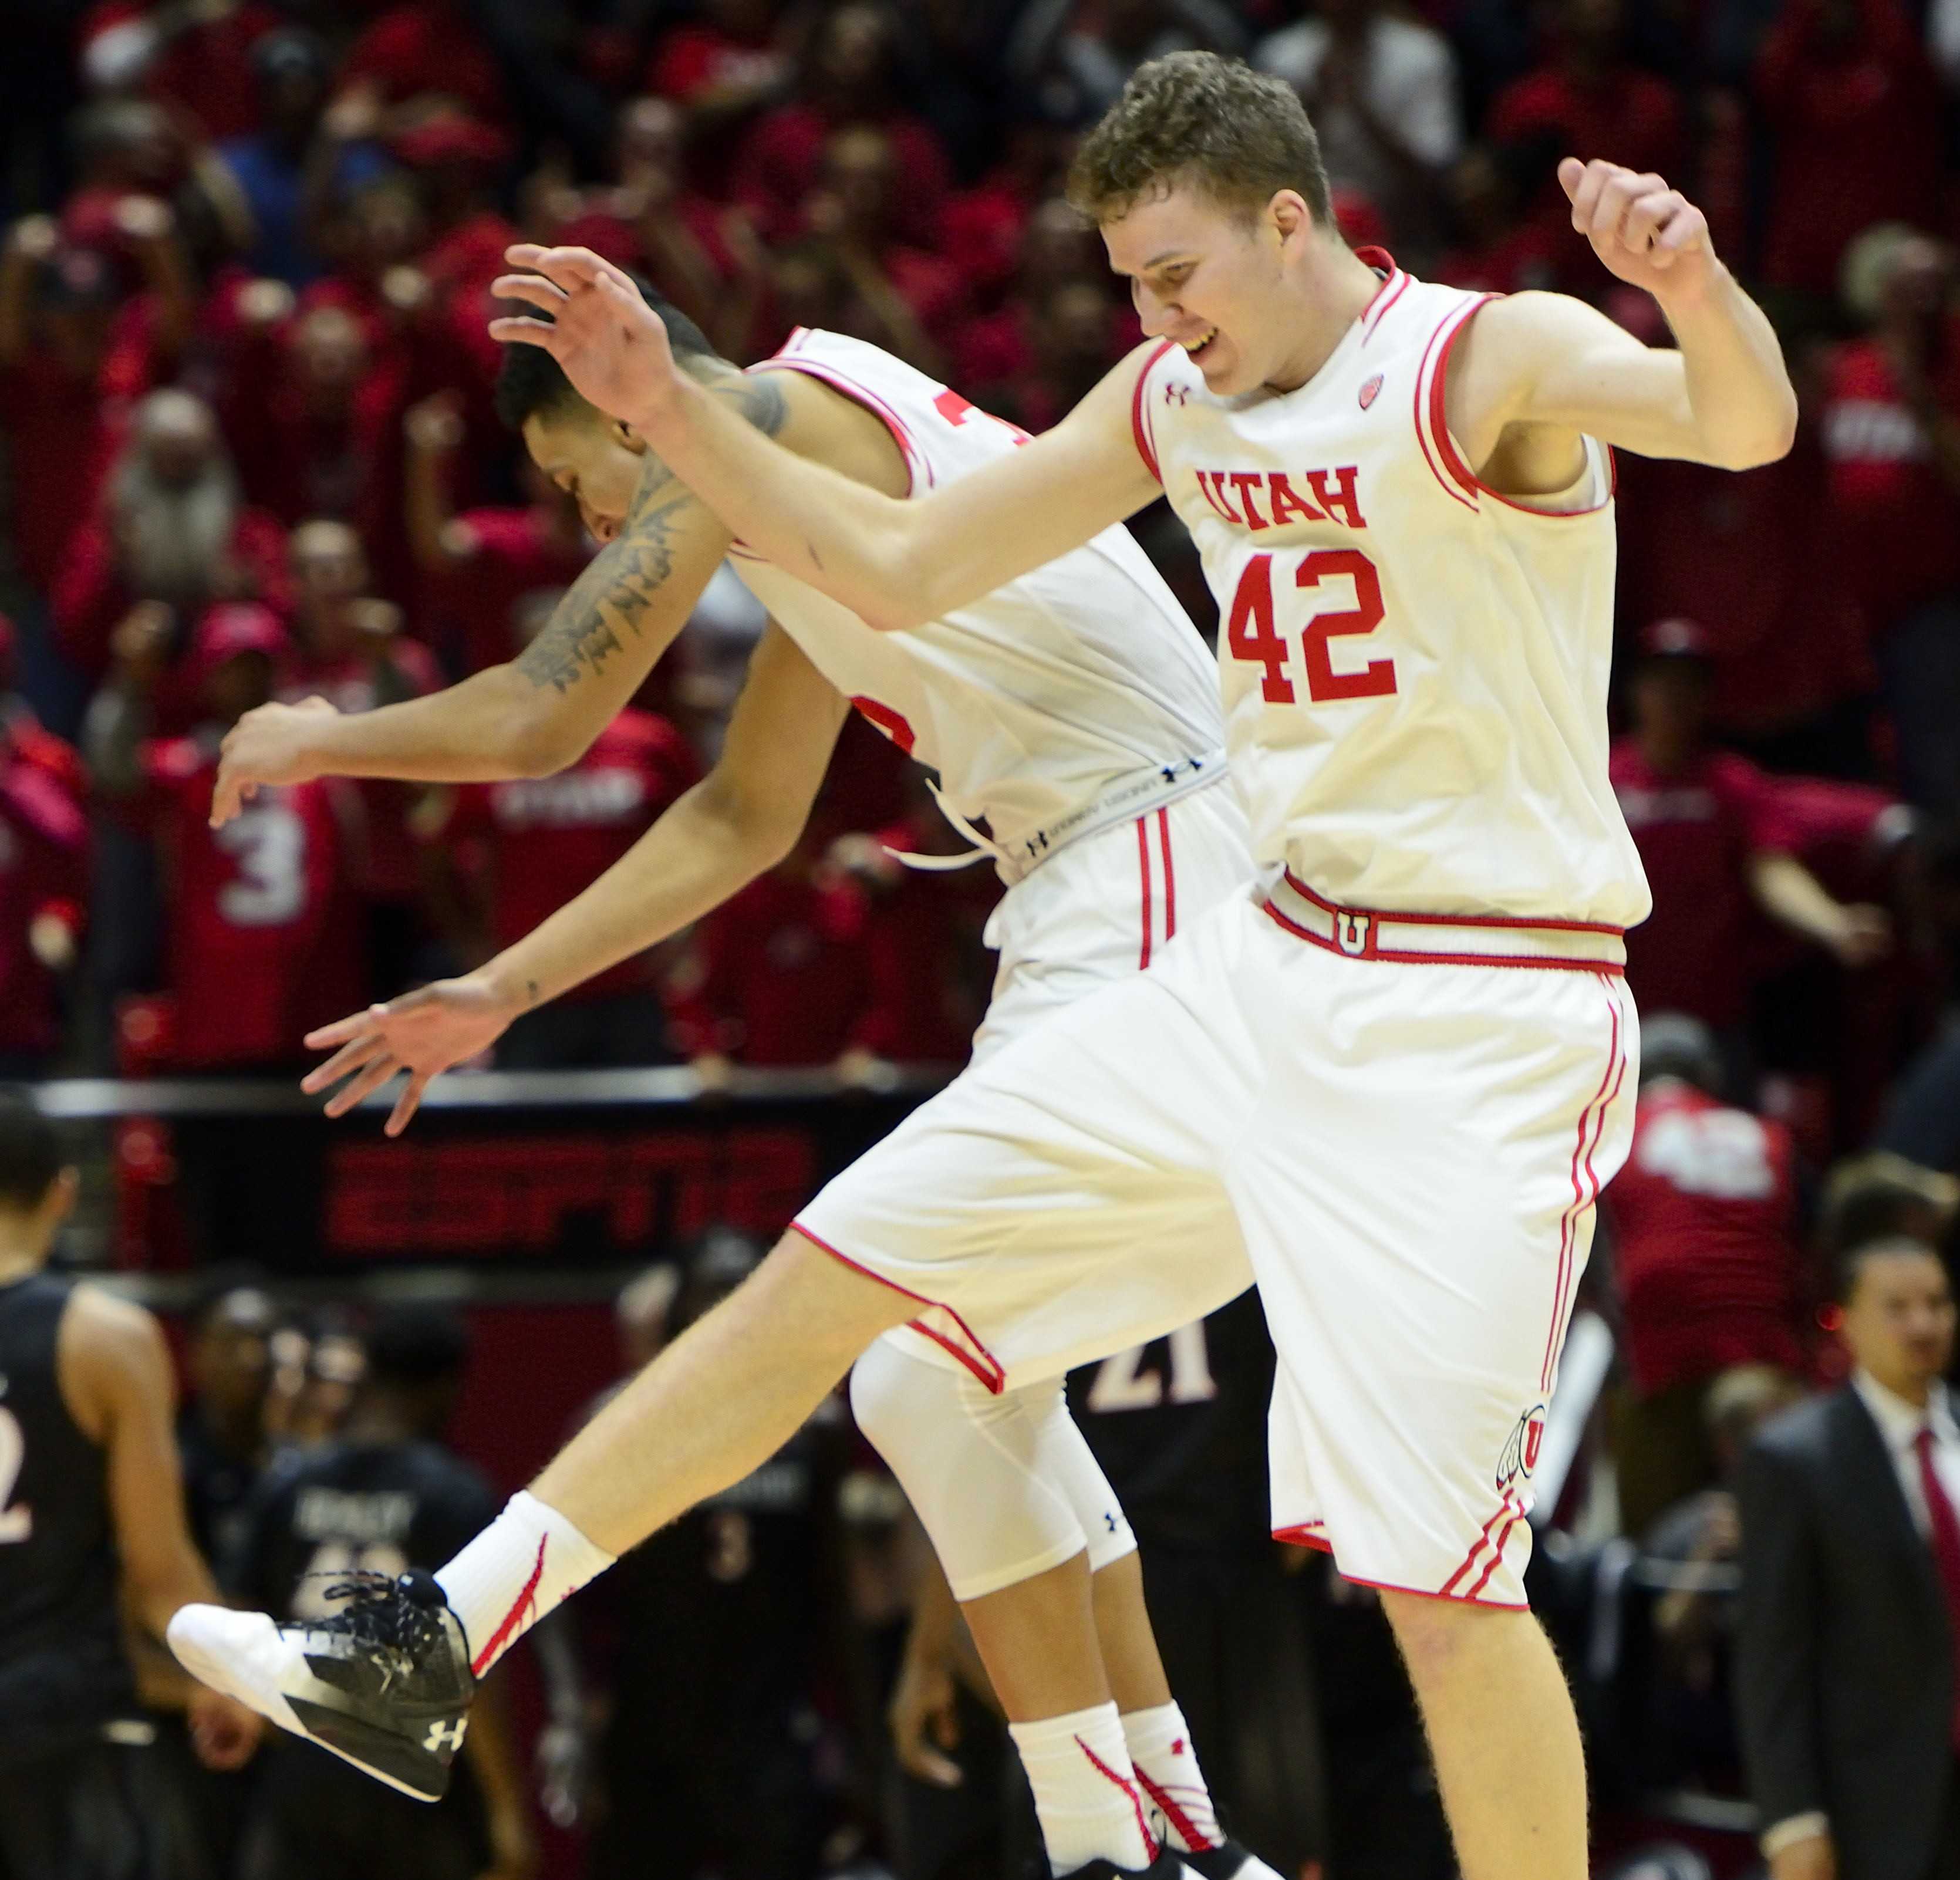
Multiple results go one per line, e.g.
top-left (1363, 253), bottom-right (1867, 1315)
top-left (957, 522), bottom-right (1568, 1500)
top-left (470, 1537), bottom-right (546, 1676)
top-left (1134, 1766), bottom-right (1221, 1852)
top-left (1075, 1735), bottom-right (1161, 1863)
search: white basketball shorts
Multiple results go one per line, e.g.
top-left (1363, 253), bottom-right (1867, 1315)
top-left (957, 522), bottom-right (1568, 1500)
top-left (836, 775), bottom-right (1259, 1386)
top-left (797, 871), bottom-right (1638, 1608)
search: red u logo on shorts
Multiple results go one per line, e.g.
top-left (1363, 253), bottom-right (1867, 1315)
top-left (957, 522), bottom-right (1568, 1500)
top-left (1337, 912), bottom-right (1372, 956)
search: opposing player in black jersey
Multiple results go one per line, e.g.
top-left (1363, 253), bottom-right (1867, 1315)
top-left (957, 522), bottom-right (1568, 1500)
top-left (0, 1092), bottom-right (260, 1880)
top-left (224, 1304), bottom-right (535, 1880)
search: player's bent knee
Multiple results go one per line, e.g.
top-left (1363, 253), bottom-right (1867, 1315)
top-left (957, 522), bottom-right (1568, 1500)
top-left (1378, 1588), bottom-right (1530, 1684)
top-left (849, 1339), bottom-right (1089, 1600)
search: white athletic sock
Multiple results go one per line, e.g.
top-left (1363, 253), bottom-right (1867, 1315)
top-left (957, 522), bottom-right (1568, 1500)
top-left (1007, 1702), bottom-right (1159, 1875)
top-left (1122, 1702), bottom-right (1223, 1853)
top-left (435, 1491), bottom-right (614, 1678)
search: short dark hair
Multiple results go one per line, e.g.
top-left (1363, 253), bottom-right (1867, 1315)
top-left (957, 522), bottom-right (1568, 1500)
top-left (1833, 1234), bottom-right (1949, 1307)
top-left (363, 1304), bottom-right (471, 1392)
top-left (1068, 52), bottom-right (1334, 231)
top-left (0, 1092), bottom-right (65, 1213)
top-left (492, 275), bottom-right (723, 432)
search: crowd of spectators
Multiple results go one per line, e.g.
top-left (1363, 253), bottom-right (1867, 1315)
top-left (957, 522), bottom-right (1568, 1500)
top-left (1, 0), bottom-right (1960, 1876)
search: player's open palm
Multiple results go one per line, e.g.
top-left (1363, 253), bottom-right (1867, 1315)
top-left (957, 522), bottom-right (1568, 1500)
top-left (1559, 158), bottom-right (1714, 299)
top-left (302, 976), bottom-right (519, 1135)
top-left (210, 696), bottom-right (336, 826)
top-left (490, 244), bottom-right (682, 426)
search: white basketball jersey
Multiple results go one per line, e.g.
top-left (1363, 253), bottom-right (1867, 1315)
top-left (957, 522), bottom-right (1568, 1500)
top-left (736, 329), bottom-right (1225, 871)
top-left (1138, 255), bottom-right (1651, 930)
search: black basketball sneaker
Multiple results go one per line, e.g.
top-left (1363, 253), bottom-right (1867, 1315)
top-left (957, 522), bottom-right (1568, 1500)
top-left (167, 1570), bottom-right (474, 1801)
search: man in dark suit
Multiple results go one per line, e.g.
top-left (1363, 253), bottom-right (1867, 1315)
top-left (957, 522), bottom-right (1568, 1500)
top-left (1738, 1235), bottom-right (1960, 1880)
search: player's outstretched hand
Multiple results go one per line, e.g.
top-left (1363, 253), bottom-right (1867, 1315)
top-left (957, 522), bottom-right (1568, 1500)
top-left (1558, 159), bottom-right (1715, 300)
top-left (302, 976), bottom-right (520, 1135)
top-left (188, 1684), bottom-right (263, 1771)
top-left (210, 696), bottom-right (338, 826)
top-left (490, 244), bottom-right (682, 430)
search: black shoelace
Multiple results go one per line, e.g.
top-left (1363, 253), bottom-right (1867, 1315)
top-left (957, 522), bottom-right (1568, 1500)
top-left (305, 1571), bottom-right (444, 1659)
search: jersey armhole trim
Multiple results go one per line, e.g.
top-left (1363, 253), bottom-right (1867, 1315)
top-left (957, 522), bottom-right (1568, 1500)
top-left (1131, 339), bottom-right (1176, 485)
top-left (746, 339), bottom-right (927, 498)
top-left (1421, 296), bottom-right (1617, 519)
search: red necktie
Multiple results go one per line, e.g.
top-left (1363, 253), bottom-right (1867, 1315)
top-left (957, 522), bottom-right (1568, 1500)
top-left (1913, 1425), bottom-right (1960, 1749)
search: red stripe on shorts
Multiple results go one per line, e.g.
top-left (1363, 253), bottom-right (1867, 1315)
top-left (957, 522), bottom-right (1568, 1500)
top-left (1137, 815), bottom-right (1154, 968)
top-left (1157, 806), bottom-right (1176, 940)
top-left (789, 1224), bottom-right (1006, 1393)
top-left (1539, 983), bottom-right (1627, 1392)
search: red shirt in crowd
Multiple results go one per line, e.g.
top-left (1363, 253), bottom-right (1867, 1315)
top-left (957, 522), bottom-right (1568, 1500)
top-left (666, 866), bottom-right (871, 1065)
top-left (1607, 1080), bottom-right (1807, 1397)
top-left (0, 358), bottom-right (120, 592)
top-left (338, 1), bottom-right (510, 127)
top-left (289, 640), bottom-right (444, 903)
top-left (1753, 0), bottom-right (1943, 296)
top-left (733, 107), bottom-right (950, 249)
top-left (436, 711), bottom-right (699, 1001)
top-left (848, 814), bottom-right (994, 1065)
top-left (1485, 63), bottom-right (1684, 281)
top-left (80, 1), bottom-right (282, 142)
top-left (1615, 436), bottom-right (1873, 737)
top-left (427, 507), bottom-right (593, 673)
top-left (52, 508), bottom-right (295, 685)
top-left (0, 754), bottom-right (89, 1062)
top-left (1819, 326), bottom-right (1960, 627)
top-left (1610, 739), bottom-right (1797, 1030)
top-left (141, 737), bottom-right (362, 1067)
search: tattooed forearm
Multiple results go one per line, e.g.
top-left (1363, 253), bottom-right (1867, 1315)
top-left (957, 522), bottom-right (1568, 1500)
top-left (514, 367), bottom-right (791, 696)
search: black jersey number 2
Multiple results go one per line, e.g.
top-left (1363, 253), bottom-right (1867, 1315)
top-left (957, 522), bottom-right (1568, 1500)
top-left (0, 1406), bottom-right (32, 1543)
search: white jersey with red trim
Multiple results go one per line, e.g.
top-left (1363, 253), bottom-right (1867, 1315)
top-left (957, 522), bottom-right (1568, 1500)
top-left (738, 328), bottom-right (1226, 876)
top-left (1135, 254), bottom-right (1650, 930)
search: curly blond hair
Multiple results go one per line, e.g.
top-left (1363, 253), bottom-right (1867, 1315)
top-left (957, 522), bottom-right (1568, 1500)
top-left (1067, 52), bottom-right (1334, 231)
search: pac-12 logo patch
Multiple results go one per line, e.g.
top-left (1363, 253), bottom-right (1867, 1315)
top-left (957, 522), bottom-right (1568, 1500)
top-left (1358, 373), bottom-right (1384, 410)
top-left (1497, 1403), bottom-right (1549, 1488)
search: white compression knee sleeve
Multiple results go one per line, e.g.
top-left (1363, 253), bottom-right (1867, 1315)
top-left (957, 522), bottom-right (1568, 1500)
top-left (1034, 1387), bottom-right (1138, 1576)
top-left (851, 1338), bottom-right (1135, 1601)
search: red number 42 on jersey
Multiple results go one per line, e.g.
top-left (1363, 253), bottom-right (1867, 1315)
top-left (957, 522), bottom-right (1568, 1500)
top-left (1226, 549), bottom-right (1397, 704)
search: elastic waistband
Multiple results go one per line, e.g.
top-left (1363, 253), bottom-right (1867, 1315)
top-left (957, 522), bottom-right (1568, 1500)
top-left (998, 752), bottom-right (1226, 885)
top-left (1263, 870), bottom-right (1626, 973)
top-left (893, 753), bottom-right (1228, 886)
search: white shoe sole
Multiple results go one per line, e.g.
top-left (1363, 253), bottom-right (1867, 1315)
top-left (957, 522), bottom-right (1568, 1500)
top-left (166, 1603), bottom-right (437, 1802)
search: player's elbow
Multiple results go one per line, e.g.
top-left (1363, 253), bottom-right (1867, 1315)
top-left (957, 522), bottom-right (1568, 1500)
top-left (499, 685), bottom-right (598, 778)
top-left (1711, 389), bottom-right (1799, 471)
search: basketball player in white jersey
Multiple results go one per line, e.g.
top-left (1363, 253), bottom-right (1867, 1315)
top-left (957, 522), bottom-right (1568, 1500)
top-left (173, 52), bottom-right (1799, 1880)
top-left (184, 299), bottom-right (1277, 1880)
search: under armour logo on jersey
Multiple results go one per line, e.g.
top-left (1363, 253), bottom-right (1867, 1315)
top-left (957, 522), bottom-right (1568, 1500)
top-left (1336, 912), bottom-right (1372, 956)
top-left (1163, 384), bottom-right (1190, 407)
top-left (1104, 1512), bottom-right (1122, 1534)
top-left (423, 1717), bottom-right (468, 1754)
top-left (1358, 373), bottom-right (1384, 410)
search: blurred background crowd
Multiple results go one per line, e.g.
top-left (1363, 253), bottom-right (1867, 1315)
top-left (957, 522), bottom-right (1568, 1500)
top-left (1, 0), bottom-right (1959, 1876)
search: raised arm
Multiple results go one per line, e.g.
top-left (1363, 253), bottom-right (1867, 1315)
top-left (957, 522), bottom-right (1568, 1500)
top-left (302, 622), bottom-right (850, 1133)
top-left (489, 246), bottom-right (1162, 633)
top-left (209, 464), bottom-right (733, 823)
top-left (1446, 160), bottom-right (1797, 473)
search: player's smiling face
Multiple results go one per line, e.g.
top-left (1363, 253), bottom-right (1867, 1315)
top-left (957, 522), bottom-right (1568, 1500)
top-left (522, 406), bottom-right (652, 543)
top-left (1104, 182), bottom-right (1304, 397)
